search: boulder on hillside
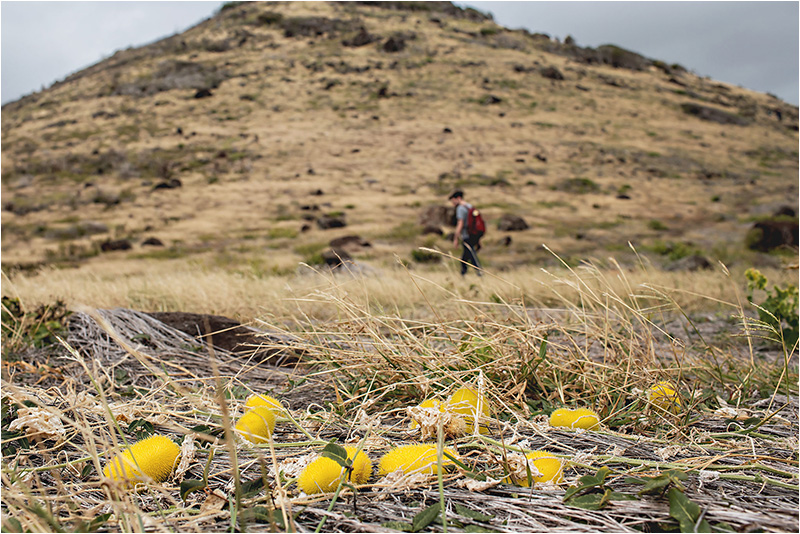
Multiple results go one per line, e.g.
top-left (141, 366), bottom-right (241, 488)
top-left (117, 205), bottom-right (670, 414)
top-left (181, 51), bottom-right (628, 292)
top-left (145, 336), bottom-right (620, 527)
top-left (746, 219), bottom-right (799, 252)
top-left (100, 239), bottom-right (132, 252)
top-left (321, 248), bottom-right (353, 268)
top-left (419, 205), bottom-right (456, 227)
top-left (665, 255), bottom-right (713, 272)
top-left (680, 103), bottom-right (751, 126)
top-left (497, 214), bottom-right (529, 231)
top-left (540, 66), bottom-right (564, 80)
top-left (142, 237), bottom-right (164, 247)
top-left (329, 235), bottom-right (371, 252)
top-left (317, 214), bottom-right (347, 229)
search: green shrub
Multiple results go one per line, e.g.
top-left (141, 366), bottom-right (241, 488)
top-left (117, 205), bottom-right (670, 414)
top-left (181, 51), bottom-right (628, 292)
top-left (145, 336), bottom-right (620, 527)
top-left (411, 248), bottom-right (441, 263)
top-left (647, 220), bottom-right (668, 231)
top-left (745, 268), bottom-right (799, 348)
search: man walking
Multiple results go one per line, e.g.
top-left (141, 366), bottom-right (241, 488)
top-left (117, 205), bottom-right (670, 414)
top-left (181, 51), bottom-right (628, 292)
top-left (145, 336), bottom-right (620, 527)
top-left (449, 190), bottom-right (482, 276)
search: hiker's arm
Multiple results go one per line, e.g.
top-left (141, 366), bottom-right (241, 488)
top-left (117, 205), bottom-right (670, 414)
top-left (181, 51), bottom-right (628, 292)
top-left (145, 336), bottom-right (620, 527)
top-left (453, 219), bottom-right (463, 246)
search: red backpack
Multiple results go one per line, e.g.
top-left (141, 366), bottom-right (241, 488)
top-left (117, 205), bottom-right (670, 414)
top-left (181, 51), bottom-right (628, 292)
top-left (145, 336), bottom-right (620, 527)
top-left (466, 205), bottom-right (486, 238)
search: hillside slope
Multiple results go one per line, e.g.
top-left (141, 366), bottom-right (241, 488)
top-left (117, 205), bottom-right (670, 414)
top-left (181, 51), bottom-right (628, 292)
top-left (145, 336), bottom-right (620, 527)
top-left (2, 1), bottom-right (797, 276)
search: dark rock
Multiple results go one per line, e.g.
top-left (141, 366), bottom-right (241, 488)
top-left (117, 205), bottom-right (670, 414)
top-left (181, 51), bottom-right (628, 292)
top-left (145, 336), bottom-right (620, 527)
top-left (443, 127), bottom-right (452, 133)
top-left (482, 94), bottom-right (502, 105)
top-left (194, 88), bottom-right (214, 99)
top-left (142, 237), bottom-right (164, 247)
top-left (665, 255), bottom-right (713, 272)
top-left (317, 214), bottom-right (347, 229)
top-left (382, 35), bottom-right (407, 53)
top-left (311, 189), bottom-right (324, 196)
top-left (342, 27), bottom-right (378, 47)
top-left (100, 239), bottom-right (132, 252)
top-left (746, 219), bottom-right (799, 252)
top-left (497, 214), bottom-right (529, 232)
top-left (680, 103), bottom-right (751, 126)
top-left (419, 205), bottom-right (456, 227)
top-left (329, 235), bottom-right (372, 251)
top-left (501, 236), bottom-right (512, 246)
top-left (540, 66), bottom-right (564, 80)
top-left (301, 224), bottom-right (311, 232)
top-left (321, 248), bottom-right (352, 267)
top-left (774, 206), bottom-right (796, 218)
top-left (153, 178), bottom-right (182, 190)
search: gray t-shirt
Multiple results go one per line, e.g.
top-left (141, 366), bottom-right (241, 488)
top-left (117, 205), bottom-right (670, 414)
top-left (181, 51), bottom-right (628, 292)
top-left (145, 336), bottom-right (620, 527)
top-left (456, 203), bottom-right (471, 240)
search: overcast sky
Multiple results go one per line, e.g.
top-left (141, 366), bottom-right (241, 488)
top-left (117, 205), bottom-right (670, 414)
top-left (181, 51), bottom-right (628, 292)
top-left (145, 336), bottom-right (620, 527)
top-left (1, 1), bottom-right (798, 106)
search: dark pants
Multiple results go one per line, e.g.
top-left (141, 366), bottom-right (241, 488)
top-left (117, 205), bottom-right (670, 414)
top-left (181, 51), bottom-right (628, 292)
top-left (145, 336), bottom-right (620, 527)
top-left (460, 235), bottom-right (482, 275)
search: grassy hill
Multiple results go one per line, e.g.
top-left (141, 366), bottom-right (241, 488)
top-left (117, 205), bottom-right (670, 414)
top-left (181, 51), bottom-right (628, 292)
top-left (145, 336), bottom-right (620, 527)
top-left (1, 0), bottom-right (797, 315)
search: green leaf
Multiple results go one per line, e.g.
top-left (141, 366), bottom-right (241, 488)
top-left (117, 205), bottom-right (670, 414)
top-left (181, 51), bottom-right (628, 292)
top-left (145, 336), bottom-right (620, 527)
top-left (127, 419), bottom-right (153, 440)
top-left (80, 462), bottom-right (94, 479)
top-left (638, 474), bottom-right (673, 495)
top-left (2, 517), bottom-right (25, 533)
top-left (241, 476), bottom-right (266, 498)
top-left (454, 503), bottom-right (495, 522)
top-left (321, 442), bottom-right (350, 468)
top-left (668, 487), bottom-right (711, 533)
top-left (566, 488), bottom-right (613, 510)
top-left (382, 521), bottom-right (413, 532)
top-left (180, 479), bottom-right (207, 501)
top-left (564, 466), bottom-right (611, 500)
top-left (412, 503), bottom-right (441, 532)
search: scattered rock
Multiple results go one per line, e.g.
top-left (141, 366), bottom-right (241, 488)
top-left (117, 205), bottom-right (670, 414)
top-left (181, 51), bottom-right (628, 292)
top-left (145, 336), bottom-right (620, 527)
top-left (317, 214), bottom-right (347, 229)
top-left (142, 237), bottom-right (164, 247)
top-left (419, 205), bottom-right (456, 227)
top-left (540, 66), bottom-right (564, 80)
top-left (680, 103), bottom-right (751, 126)
top-left (497, 214), bottom-right (529, 232)
top-left (329, 235), bottom-right (371, 252)
top-left (321, 248), bottom-right (352, 267)
top-left (746, 219), bottom-right (799, 252)
top-left (421, 224), bottom-right (444, 236)
top-left (153, 179), bottom-right (182, 190)
top-left (100, 239), bottom-right (132, 252)
top-left (194, 88), bottom-right (213, 99)
top-left (665, 255), bottom-right (713, 272)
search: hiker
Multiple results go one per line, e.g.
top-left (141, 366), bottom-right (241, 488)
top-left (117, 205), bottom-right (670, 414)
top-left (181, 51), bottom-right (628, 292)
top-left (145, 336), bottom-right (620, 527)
top-left (449, 190), bottom-right (483, 276)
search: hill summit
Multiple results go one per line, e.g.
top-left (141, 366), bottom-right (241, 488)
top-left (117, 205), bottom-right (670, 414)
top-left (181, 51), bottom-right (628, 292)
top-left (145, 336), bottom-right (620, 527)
top-left (2, 1), bottom-right (797, 275)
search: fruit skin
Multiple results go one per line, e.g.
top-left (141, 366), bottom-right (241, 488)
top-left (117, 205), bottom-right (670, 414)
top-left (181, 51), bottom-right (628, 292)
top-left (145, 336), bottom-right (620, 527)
top-left (378, 443), bottom-right (458, 476)
top-left (445, 387), bottom-right (490, 434)
top-left (409, 398), bottom-right (442, 429)
top-left (103, 435), bottom-right (181, 488)
top-left (549, 407), bottom-right (600, 430)
top-left (235, 407), bottom-right (277, 444)
top-left (508, 451), bottom-right (564, 487)
top-left (647, 381), bottom-right (681, 413)
top-left (297, 445), bottom-right (372, 494)
top-left (245, 394), bottom-right (282, 412)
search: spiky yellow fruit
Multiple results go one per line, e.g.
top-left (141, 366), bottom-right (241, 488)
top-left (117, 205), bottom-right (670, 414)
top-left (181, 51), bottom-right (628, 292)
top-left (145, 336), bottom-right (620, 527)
top-left (244, 394), bottom-right (282, 413)
top-left (508, 451), bottom-right (564, 487)
top-left (445, 387), bottom-right (490, 434)
top-left (102, 435), bottom-right (180, 488)
top-left (647, 381), bottom-right (681, 414)
top-left (549, 407), bottom-right (600, 430)
top-left (235, 407), bottom-right (276, 444)
top-left (297, 445), bottom-right (372, 494)
top-left (409, 398), bottom-right (442, 429)
top-left (378, 444), bottom-right (458, 477)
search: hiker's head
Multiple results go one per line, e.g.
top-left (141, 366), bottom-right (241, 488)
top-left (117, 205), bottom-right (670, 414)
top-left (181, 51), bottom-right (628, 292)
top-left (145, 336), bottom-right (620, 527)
top-left (448, 190), bottom-right (464, 205)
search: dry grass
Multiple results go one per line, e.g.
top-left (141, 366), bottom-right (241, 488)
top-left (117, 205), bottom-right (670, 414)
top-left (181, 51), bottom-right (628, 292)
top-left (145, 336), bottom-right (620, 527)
top-left (2, 255), bottom-right (797, 533)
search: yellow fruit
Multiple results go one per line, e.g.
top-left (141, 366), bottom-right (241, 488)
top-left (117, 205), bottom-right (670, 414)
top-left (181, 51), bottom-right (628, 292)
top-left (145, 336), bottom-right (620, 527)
top-left (509, 451), bottom-right (564, 487)
top-left (378, 444), bottom-right (458, 477)
top-left (235, 407), bottom-right (276, 444)
top-left (103, 435), bottom-right (181, 488)
top-left (409, 398), bottom-right (442, 429)
top-left (445, 387), bottom-right (490, 434)
top-left (297, 445), bottom-right (372, 494)
top-left (244, 394), bottom-right (282, 412)
top-left (549, 407), bottom-right (600, 430)
top-left (647, 381), bottom-right (681, 413)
